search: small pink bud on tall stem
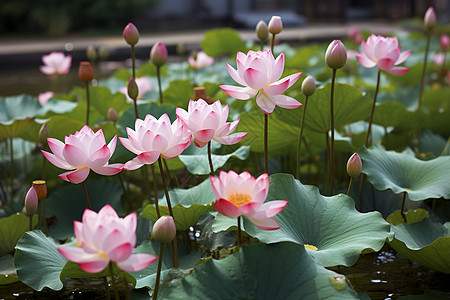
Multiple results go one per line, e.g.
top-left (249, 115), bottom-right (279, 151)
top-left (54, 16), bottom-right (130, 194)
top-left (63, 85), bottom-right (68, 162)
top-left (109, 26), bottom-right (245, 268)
top-left (123, 23), bottom-right (140, 46)
top-left (152, 216), bottom-right (176, 244)
top-left (325, 40), bottom-right (347, 70)
top-left (150, 42), bottom-right (168, 67)
top-left (256, 20), bottom-right (269, 41)
top-left (424, 7), bottom-right (436, 30)
top-left (268, 16), bottom-right (283, 35)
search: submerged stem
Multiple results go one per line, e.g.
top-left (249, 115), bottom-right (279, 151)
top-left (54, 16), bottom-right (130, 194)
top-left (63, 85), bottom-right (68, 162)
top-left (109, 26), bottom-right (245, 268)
top-left (365, 70), bottom-right (381, 147)
top-left (208, 141), bottom-right (214, 176)
top-left (82, 181), bottom-right (92, 210)
top-left (330, 69), bottom-right (337, 195)
top-left (296, 96), bottom-right (309, 179)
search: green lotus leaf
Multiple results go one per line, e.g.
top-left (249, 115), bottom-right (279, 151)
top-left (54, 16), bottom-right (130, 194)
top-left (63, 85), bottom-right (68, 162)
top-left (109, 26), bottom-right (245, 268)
top-left (14, 230), bottom-right (67, 291)
top-left (46, 179), bottom-right (123, 240)
top-left (420, 130), bottom-right (448, 157)
top-left (200, 28), bottom-right (247, 57)
top-left (0, 255), bottom-right (19, 285)
top-left (359, 146), bottom-right (450, 201)
top-left (0, 213), bottom-right (38, 256)
top-left (372, 100), bottom-right (410, 128)
top-left (0, 118), bottom-right (35, 138)
top-left (141, 179), bottom-right (215, 230)
top-left (386, 209), bottom-right (429, 226)
top-left (214, 174), bottom-right (391, 267)
top-left (388, 211), bottom-right (450, 273)
top-left (162, 79), bottom-right (194, 108)
top-left (162, 243), bottom-right (359, 299)
top-left (179, 141), bottom-right (250, 175)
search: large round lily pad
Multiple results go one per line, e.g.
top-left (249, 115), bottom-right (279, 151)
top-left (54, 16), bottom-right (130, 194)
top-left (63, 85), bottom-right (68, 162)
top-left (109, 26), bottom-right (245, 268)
top-left (359, 146), bottom-right (450, 201)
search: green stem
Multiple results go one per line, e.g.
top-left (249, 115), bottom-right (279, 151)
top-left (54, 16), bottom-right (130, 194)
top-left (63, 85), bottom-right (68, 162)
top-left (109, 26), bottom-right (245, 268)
top-left (42, 197), bottom-right (47, 233)
top-left (103, 277), bottom-right (111, 300)
top-left (260, 40), bottom-right (264, 51)
top-left (163, 159), bottom-right (176, 188)
top-left (400, 191), bottom-right (407, 223)
top-left (417, 31), bottom-right (431, 153)
top-left (207, 141), bottom-right (214, 176)
top-left (330, 69), bottom-right (337, 195)
top-left (151, 164), bottom-right (161, 218)
top-left (85, 81), bottom-right (90, 126)
top-left (237, 216), bottom-right (242, 246)
top-left (143, 166), bottom-right (151, 202)
top-left (122, 276), bottom-right (130, 300)
top-left (108, 262), bottom-right (120, 300)
top-left (9, 138), bottom-right (13, 202)
top-left (152, 243), bottom-right (164, 300)
top-left (131, 45), bottom-right (136, 79)
top-left (347, 177), bottom-right (353, 196)
top-left (365, 70), bottom-right (381, 147)
top-left (296, 96), bottom-right (309, 179)
top-left (271, 33), bottom-right (276, 54)
top-left (29, 215), bottom-right (33, 231)
top-left (156, 66), bottom-right (163, 105)
top-left (264, 113), bottom-right (269, 174)
top-left (82, 181), bottom-right (92, 210)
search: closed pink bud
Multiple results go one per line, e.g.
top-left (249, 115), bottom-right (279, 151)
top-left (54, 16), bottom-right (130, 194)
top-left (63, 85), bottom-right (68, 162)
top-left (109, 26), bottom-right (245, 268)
top-left (441, 34), bottom-right (449, 51)
top-left (301, 75), bottom-right (316, 96)
top-left (150, 42), bottom-right (168, 67)
top-left (268, 16), bottom-right (283, 35)
top-left (424, 7), bottom-right (436, 30)
top-left (347, 153), bottom-right (362, 178)
top-left (123, 23), bottom-right (139, 46)
top-left (256, 20), bottom-right (269, 41)
top-left (325, 40), bottom-right (347, 69)
top-left (25, 187), bottom-right (38, 216)
top-left (152, 216), bottom-right (176, 244)
top-left (108, 108), bottom-right (118, 122)
top-left (39, 123), bottom-right (50, 146)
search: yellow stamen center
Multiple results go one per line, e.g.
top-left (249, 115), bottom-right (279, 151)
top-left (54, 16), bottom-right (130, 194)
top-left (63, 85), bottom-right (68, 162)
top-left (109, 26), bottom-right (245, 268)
top-left (304, 244), bottom-right (318, 251)
top-left (228, 193), bottom-right (252, 207)
top-left (76, 241), bottom-right (82, 248)
top-left (98, 251), bottom-right (109, 259)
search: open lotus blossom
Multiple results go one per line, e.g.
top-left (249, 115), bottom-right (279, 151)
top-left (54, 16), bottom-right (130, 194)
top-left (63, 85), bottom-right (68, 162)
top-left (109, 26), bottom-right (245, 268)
top-left (176, 99), bottom-right (247, 147)
top-left (58, 205), bottom-right (157, 273)
top-left (40, 51), bottom-right (72, 77)
top-left (120, 113), bottom-right (191, 170)
top-left (119, 76), bottom-right (153, 102)
top-left (38, 91), bottom-right (54, 106)
top-left (41, 125), bottom-right (123, 184)
top-left (188, 51), bottom-right (214, 69)
top-left (220, 50), bottom-right (302, 114)
top-left (210, 170), bottom-right (288, 230)
top-left (355, 34), bottom-right (411, 76)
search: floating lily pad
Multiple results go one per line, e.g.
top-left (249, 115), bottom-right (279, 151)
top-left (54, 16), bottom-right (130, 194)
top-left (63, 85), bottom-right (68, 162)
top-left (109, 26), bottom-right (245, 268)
top-left (179, 141), bottom-right (250, 175)
top-left (161, 243), bottom-right (358, 299)
top-left (0, 255), bottom-right (19, 285)
top-left (141, 179), bottom-right (215, 230)
top-left (388, 210), bottom-right (450, 274)
top-left (214, 174), bottom-right (391, 267)
top-left (359, 146), bottom-right (450, 201)
top-left (0, 213), bottom-right (37, 256)
top-left (14, 230), bottom-right (67, 291)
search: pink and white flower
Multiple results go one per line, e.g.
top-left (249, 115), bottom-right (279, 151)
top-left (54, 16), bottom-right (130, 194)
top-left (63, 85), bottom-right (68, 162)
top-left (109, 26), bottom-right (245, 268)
top-left (355, 34), bottom-right (411, 76)
top-left (40, 52), bottom-right (72, 77)
top-left (210, 170), bottom-right (288, 230)
top-left (41, 125), bottom-right (123, 184)
top-left (120, 114), bottom-right (191, 170)
top-left (188, 51), bottom-right (214, 69)
top-left (220, 50), bottom-right (302, 114)
top-left (119, 76), bottom-right (153, 102)
top-left (58, 204), bottom-right (157, 273)
top-left (38, 91), bottom-right (54, 106)
top-left (176, 99), bottom-right (247, 147)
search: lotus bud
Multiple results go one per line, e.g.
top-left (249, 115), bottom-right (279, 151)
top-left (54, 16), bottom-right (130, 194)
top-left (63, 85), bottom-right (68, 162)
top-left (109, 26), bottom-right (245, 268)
top-left (25, 187), bottom-right (38, 216)
top-left (150, 42), bottom-right (168, 67)
top-left (78, 61), bottom-right (93, 82)
top-left (108, 107), bottom-right (119, 122)
top-left (325, 40), bottom-right (347, 69)
top-left (346, 153), bottom-right (362, 178)
top-left (177, 43), bottom-right (185, 56)
top-left (424, 7), bottom-right (436, 30)
top-left (98, 47), bottom-right (109, 61)
top-left (268, 16), bottom-right (283, 35)
top-left (32, 180), bottom-right (47, 200)
top-left (256, 20), bottom-right (269, 41)
top-left (152, 216), bottom-right (176, 244)
top-left (39, 123), bottom-right (50, 146)
top-left (301, 75), bottom-right (316, 96)
top-left (127, 77), bottom-right (139, 100)
top-left (441, 34), bottom-right (449, 51)
top-left (86, 45), bottom-right (97, 62)
top-left (123, 23), bottom-right (139, 46)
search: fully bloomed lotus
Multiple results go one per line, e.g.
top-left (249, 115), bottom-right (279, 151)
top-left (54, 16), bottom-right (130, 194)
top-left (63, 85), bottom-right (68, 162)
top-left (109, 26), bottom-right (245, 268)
top-left (58, 205), bottom-right (157, 273)
top-left (41, 125), bottom-right (123, 184)
top-left (176, 99), bottom-right (247, 147)
top-left (220, 50), bottom-right (302, 114)
top-left (40, 51), bottom-right (72, 77)
top-left (120, 114), bottom-right (191, 170)
top-left (188, 51), bottom-right (214, 69)
top-left (210, 170), bottom-right (287, 230)
top-left (356, 34), bottom-right (411, 76)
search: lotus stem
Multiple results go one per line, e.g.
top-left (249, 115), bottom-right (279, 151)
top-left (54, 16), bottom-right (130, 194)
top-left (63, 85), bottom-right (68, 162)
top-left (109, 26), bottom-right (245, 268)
top-left (151, 164), bottom-right (161, 218)
top-left (152, 243), bottom-right (164, 300)
top-left (400, 191), bottom-right (407, 223)
top-left (237, 216), bottom-right (242, 246)
top-left (208, 141), bottom-right (214, 176)
top-left (163, 159), bottom-right (177, 188)
top-left (118, 173), bottom-right (132, 211)
top-left (417, 31), bottom-right (431, 153)
top-left (260, 40), bottom-right (264, 51)
top-left (131, 44), bottom-right (136, 79)
top-left (296, 95), bottom-right (309, 179)
top-left (156, 66), bottom-right (163, 105)
top-left (264, 113), bottom-right (269, 174)
top-left (347, 177), bottom-right (353, 196)
top-left (122, 276), bottom-right (130, 300)
top-left (81, 181), bottom-right (92, 210)
top-left (358, 174), bottom-right (366, 211)
top-left (29, 215), bottom-right (33, 231)
top-left (158, 157), bottom-right (179, 267)
top-left (108, 261), bottom-right (120, 300)
top-left (42, 157), bottom-right (46, 181)
top-left (42, 198), bottom-right (47, 233)
top-left (85, 81), bottom-right (90, 126)
top-left (365, 70), bottom-right (381, 147)
top-left (103, 277), bottom-right (111, 300)
top-left (9, 138), bottom-right (14, 202)
top-left (271, 33), bottom-right (276, 54)
top-left (329, 69), bottom-right (337, 195)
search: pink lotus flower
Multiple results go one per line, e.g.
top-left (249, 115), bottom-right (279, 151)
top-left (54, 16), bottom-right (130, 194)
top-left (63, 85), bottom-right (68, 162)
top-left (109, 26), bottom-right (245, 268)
top-left (120, 114), bottom-right (191, 170)
top-left (355, 34), bottom-right (411, 76)
top-left (431, 53), bottom-right (445, 66)
top-left (40, 52), bottom-right (72, 77)
top-left (41, 125), bottom-right (123, 184)
top-left (348, 26), bottom-right (362, 44)
top-left (220, 50), bottom-right (302, 114)
top-left (38, 91), bottom-right (54, 106)
top-left (188, 51), bottom-right (214, 69)
top-left (58, 205), bottom-right (157, 273)
top-left (441, 34), bottom-right (450, 51)
top-left (176, 99), bottom-right (247, 147)
top-left (210, 170), bottom-right (288, 230)
top-left (119, 76), bottom-right (153, 102)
